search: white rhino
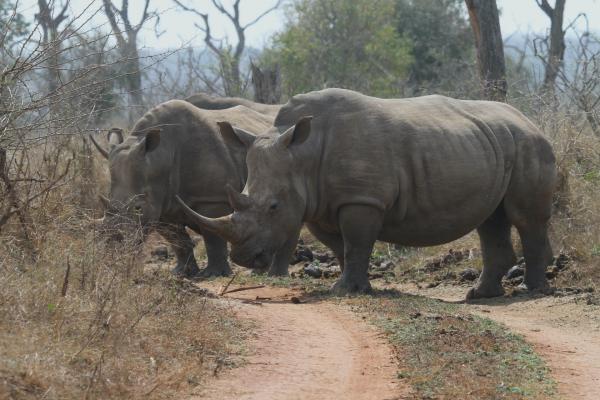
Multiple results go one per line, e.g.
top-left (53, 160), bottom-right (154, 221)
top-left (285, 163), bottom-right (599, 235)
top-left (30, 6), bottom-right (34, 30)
top-left (91, 100), bottom-right (275, 277)
top-left (178, 89), bottom-right (557, 298)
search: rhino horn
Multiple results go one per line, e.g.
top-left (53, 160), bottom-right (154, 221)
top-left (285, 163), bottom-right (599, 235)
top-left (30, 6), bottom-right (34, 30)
top-left (175, 195), bottom-right (239, 242)
top-left (225, 184), bottom-right (251, 211)
top-left (90, 134), bottom-right (109, 159)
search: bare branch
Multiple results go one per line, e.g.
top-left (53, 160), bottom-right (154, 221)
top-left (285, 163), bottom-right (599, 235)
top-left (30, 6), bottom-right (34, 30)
top-left (243, 0), bottom-right (282, 29)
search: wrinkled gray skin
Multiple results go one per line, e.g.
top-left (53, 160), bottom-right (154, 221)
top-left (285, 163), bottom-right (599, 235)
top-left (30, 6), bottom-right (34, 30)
top-left (185, 93), bottom-right (280, 117)
top-left (91, 100), bottom-right (276, 277)
top-left (180, 88), bottom-right (557, 298)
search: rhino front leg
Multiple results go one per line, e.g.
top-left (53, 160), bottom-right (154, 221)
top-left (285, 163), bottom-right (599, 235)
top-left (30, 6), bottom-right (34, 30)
top-left (201, 231), bottom-right (232, 277)
top-left (331, 204), bottom-right (383, 295)
top-left (267, 227), bottom-right (300, 276)
top-left (159, 225), bottom-right (200, 278)
top-left (306, 223), bottom-right (345, 271)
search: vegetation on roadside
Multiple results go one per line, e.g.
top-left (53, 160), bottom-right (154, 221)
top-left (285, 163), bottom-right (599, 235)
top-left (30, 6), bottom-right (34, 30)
top-left (0, 218), bottom-right (244, 399)
top-left (348, 293), bottom-right (557, 399)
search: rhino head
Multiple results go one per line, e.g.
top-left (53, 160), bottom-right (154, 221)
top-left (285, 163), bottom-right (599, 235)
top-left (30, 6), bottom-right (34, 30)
top-left (177, 116), bottom-right (313, 269)
top-left (91, 127), bottom-right (164, 241)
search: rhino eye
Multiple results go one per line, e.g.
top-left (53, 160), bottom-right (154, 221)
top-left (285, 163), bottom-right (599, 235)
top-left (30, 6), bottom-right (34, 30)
top-left (269, 202), bottom-right (278, 211)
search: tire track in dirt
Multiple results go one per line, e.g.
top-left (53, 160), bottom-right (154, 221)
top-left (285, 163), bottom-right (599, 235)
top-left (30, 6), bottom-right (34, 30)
top-left (190, 287), bottom-right (408, 400)
top-left (394, 283), bottom-right (600, 400)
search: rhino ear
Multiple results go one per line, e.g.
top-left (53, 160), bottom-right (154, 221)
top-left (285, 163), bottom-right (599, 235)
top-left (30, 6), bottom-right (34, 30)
top-left (144, 129), bottom-right (161, 153)
top-left (217, 121), bottom-right (257, 149)
top-left (276, 116), bottom-right (313, 148)
top-left (107, 128), bottom-right (124, 146)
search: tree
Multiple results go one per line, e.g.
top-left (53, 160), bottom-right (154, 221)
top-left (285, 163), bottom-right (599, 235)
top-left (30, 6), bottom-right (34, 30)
top-left (103, 0), bottom-right (155, 118)
top-left (173, 0), bottom-right (282, 97)
top-left (35, 0), bottom-right (69, 95)
top-left (251, 63), bottom-right (281, 104)
top-left (535, 0), bottom-right (566, 94)
top-left (262, 0), bottom-right (413, 98)
top-left (0, 0), bottom-right (29, 54)
top-left (465, 0), bottom-right (507, 101)
top-left (395, 0), bottom-right (474, 93)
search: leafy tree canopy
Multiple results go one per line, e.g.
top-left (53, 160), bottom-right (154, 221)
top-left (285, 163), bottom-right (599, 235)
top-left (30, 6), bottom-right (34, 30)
top-left (262, 0), bottom-right (413, 98)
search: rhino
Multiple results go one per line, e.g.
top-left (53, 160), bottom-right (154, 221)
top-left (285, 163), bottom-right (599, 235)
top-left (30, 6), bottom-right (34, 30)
top-left (177, 88), bottom-right (558, 298)
top-left (185, 92), bottom-right (280, 117)
top-left (90, 99), bottom-right (276, 277)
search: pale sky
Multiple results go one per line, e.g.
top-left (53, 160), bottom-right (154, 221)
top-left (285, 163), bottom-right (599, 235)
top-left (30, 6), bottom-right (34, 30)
top-left (16, 0), bottom-right (600, 50)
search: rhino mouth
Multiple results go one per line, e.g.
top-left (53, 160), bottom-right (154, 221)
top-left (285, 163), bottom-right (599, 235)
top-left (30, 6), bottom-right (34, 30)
top-left (232, 249), bottom-right (273, 270)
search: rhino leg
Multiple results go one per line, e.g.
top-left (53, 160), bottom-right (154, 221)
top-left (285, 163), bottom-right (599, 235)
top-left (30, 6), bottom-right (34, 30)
top-left (331, 204), bottom-right (382, 295)
top-left (160, 225), bottom-right (200, 278)
top-left (516, 225), bottom-right (553, 292)
top-left (467, 205), bottom-right (516, 300)
top-left (306, 222), bottom-right (345, 271)
top-left (267, 228), bottom-right (300, 276)
top-left (505, 169), bottom-right (554, 293)
top-left (201, 231), bottom-right (232, 277)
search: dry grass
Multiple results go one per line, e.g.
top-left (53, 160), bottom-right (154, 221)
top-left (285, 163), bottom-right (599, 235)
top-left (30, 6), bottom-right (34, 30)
top-left (0, 190), bottom-right (243, 399)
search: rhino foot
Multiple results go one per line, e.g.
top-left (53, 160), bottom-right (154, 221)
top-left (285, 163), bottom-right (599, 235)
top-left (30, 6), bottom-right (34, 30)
top-left (267, 265), bottom-right (289, 277)
top-left (466, 283), bottom-right (505, 301)
top-left (330, 277), bottom-right (372, 296)
top-left (515, 281), bottom-right (553, 296)
top-left (199, 263), bottom-right (232, 277)
top-left (171, 262), bottom-right (200, 278)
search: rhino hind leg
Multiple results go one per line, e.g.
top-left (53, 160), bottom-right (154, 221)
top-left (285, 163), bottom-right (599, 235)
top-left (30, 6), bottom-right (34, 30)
top-left (201, 231), bottom-right (232, 277)
top-left (504, 166), bottom-right (554, 294)
top-left (331, 204), bottom-right (383, 295)
top-left (160, 225), bottom-right (201, 278)
top-left (306, 223), bottom-right (345, 271)
top-left (467, 205), bottom-right (516, 300)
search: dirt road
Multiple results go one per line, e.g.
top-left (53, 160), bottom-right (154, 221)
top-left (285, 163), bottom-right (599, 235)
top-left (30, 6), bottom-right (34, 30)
top-left (190, 286), bottom-right (408, 400)
top-left (395, 283), bottom-right (600, 400)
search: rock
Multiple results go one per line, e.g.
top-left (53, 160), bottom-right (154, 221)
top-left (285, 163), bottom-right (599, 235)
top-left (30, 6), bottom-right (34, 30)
top-left (554, 253), bottom-right (570, 270)
top-left (303, 264), bottom-right (323, 278)
top-left (291, 246), bottom-right (314, 265)
top-left (314, 251), bottom-right (334, 263)
top-left (151, 245), bottom-right (169, 259)
top-left (459, 268), bottom-right (480, 282)
top-left (505, 265), bottom-right (525, 279)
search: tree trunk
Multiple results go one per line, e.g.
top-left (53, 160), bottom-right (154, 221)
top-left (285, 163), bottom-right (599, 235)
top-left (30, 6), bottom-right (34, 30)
top-left (124, 41), bottom-right (143, 122)
top-left (538, 0), bottom-right (566, 94)
top-left (251, 63), bottom-right (281, 104)
top-left (465, 0), bottom-right (507, 102)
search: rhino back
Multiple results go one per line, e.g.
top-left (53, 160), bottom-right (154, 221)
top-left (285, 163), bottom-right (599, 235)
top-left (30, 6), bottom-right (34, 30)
top-left (277, 89), bottom-right (554, 246)
top-left (130, 100), bottom-right (273, 212)
top-left (185, 93), bottom-right (280, 116)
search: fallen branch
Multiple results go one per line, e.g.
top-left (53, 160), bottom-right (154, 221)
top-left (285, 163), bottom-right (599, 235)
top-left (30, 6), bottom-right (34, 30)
top-left (221, 285), bottom-right (265, 295)
top-left (219, 271), bottom-right (239, 295)
top-left (61, 257), bottom-right (71, 297)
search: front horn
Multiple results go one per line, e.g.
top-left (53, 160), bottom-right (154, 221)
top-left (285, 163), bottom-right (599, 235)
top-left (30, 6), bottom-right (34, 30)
top-left (175, 196), bottom-right (240, 242)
